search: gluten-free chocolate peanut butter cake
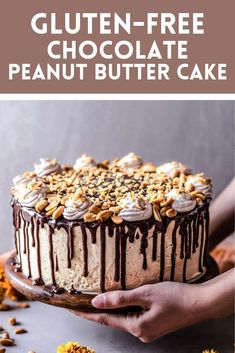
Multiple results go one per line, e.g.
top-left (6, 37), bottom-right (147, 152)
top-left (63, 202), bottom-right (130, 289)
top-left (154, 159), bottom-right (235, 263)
top-left (11, 153), bottom-right (212, 294)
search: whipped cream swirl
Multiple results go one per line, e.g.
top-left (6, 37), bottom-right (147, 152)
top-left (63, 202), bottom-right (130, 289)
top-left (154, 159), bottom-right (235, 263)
top-left (74, 154), bottom-right (97, 170)
top-left (157, 161), bottom-right (191, 176)
top-left (186, 175), bottom-right (212, 197)
top-left (18, 186), bottom-right (48, 207)
top-left (13, 174), bottom-right (33, 187)
top-left (34, 158), bottom-right (61, 177)
top-left (63, 196), bottom-right (92, 220)
top-left (12, 174), bottom-right (36, 200)
top-left (167, 190), bottom-right (196, 213)
top-left (117, 153), bottom-right (143, 170)
top-left (119, 195), bottom-right (152, 221)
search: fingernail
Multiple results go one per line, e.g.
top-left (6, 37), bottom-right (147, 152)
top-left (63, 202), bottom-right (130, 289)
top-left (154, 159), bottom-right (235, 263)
top-left (92, 294), bottom-right (104, 308)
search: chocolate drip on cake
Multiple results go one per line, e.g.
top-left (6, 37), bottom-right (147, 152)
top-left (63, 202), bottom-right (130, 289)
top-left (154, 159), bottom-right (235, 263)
top-left (170, 220), bottom-right (180, 281)
top-left (12, 198), bottom-right (210, 293)
top-left (192, 217), bottom-right (199, 253)
top-left (120, 224), bottom-right (127, 290)
top-left (179, 220), bottom-right (187, 283)
top-left (204, 207), bottom-right (210, 267)
top-left (81, 225), bottom-right (88, 277)
top-left (89, 225), bottom-right (97, 244)
top-left (12, 201), bottom-right (22, 271)
top-left (152, 225), bottom-right (158, 262)
top-left (183, 220), bottom-right (191, 282)
top-left (55, 254), bottom-right (59, 272)
top-left (114, 226), bottom-right (120, 282)
top-left (198, 215), bottom-right (204, 273)
top-left (100, 226), bottom-right (106, 292)
top-left (22, 218), bottom-right (27, 254)
top-left (140, 223), bottom-right (149, 270)
top-left (31, 218), bottom-right (35, 247)
top-left (35, 219), bottom-right (43, 281)
top-left (48, 226), bottom-right (55, 285)
top-left (25, 222), bottom-right (31, 278)
top-left (187, 219), bottom-right (192, 259)
top-left (67, 224), bottom-right (74, 268)
top-left (159, 232), bottom-right (165, 282)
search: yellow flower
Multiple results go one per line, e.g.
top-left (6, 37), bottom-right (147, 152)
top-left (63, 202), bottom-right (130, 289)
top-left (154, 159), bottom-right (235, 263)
top-left (57, 341), bottom-right (95, 353)
top-left (202, 349), bottom-right (219, 353)
top-left (0, 265), bottom-right (19, 302)
top-left (0, 286), bottom-right (6, 303)
top-left (0, 266), bottom-right (7, 303)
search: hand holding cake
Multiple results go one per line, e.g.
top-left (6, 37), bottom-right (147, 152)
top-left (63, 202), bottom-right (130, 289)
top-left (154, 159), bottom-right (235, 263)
top-left (4, 154), bottom-right (235, 343)
top-left (73, 269), bottom-right (234, 343)
top-left (71, 179), bottom-right (235, 342)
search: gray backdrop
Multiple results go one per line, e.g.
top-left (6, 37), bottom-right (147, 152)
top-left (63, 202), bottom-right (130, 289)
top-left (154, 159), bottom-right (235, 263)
top-left (0, 100), bottom-right (234, 252)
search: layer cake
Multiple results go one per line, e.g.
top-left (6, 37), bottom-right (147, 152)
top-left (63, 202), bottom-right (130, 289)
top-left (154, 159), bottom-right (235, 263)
top-left (11, 154), bottom-right (212, 293)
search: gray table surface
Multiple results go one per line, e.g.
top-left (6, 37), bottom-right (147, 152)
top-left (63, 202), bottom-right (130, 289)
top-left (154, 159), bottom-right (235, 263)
top-left (0, 300), bottom-right (234, 353)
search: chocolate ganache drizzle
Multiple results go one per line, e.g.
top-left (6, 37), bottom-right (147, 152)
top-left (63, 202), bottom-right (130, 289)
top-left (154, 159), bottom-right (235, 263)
top-left (11, 156), bottom-right (212, 293)
top-left (12, 198), bottom-right (210, 293)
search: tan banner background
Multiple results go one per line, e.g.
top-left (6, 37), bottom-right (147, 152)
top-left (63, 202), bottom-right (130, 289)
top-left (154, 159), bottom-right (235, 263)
top-left (0, 0), bottom-right (234, 93)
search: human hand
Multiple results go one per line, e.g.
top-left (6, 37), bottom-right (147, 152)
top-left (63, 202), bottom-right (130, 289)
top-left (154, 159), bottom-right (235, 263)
top-left (0, 250), bottom-right (14, 267)
top-left (209, 178), bottom-right (235, 251)
top-left (71, 281), bottom-right (207, 343)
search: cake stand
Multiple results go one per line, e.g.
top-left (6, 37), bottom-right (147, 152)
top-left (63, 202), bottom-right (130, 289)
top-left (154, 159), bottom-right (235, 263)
top-left (5, 252), bottom-right (219, 313)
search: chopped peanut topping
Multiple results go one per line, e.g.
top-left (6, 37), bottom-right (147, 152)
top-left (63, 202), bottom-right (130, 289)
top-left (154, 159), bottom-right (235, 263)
top-left (12, 157), bottom-right (211, 222)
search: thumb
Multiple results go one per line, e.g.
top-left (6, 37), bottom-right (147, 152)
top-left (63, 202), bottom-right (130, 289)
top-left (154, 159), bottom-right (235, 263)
top-left (92, 286), bottom-right (150, 309)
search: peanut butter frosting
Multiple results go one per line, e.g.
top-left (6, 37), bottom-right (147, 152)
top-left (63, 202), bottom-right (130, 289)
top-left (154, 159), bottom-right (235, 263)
top-left (11, 154), bottom-right (212, 224)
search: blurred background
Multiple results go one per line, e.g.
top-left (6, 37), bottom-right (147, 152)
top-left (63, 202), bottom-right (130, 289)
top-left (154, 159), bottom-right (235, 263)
top-left (0, 100), bottom-right (234, 252)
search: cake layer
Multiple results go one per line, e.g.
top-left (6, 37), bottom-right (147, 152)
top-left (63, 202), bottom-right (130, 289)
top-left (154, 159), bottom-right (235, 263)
top-left (13, 200), bottom-right (209, 292)
top-left (11, 155), bottom-right (212, 293)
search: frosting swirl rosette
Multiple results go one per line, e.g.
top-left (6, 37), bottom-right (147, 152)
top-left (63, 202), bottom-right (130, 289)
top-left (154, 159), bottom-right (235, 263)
top-left (119, 194), bottom-right (152, 221)
top-left (63, 195), bottom-right (92, 220)
top-left (74, 154), bottom-right (97, 170)
top-left (117, 153), bottom-right (143, 170)
top-left (12, 174), bottom-right (37, 200)
top-left (186, 175), bottom-right (212, 197)
top-left (166, 189), bottom-right (196, 213)
top-left (13, 174), bottom-right (33, 187)
top-left (157, 161), bottom-right (191, 177)
top-left (18, 186), bottom-right (48, 208)
top-left (34, 158), bottom-right (61, 177)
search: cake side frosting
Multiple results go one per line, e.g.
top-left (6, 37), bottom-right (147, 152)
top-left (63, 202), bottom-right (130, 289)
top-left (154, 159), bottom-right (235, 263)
top-left (13, 201), bottom-right (209, 292)
top-left (11, 154), bottom-right (212, 293)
